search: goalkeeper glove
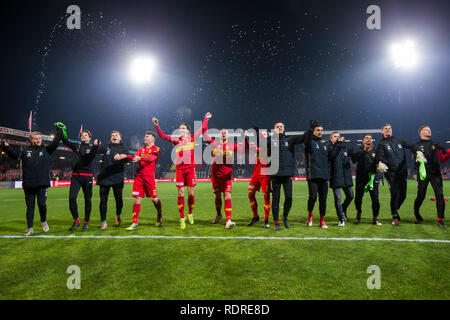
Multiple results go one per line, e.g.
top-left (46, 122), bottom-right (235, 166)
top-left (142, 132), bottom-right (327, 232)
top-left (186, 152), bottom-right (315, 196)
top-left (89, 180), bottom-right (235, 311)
top-left (364, 173), bottom-right (375, 192)
top-left (417, 158), bottom-right (427, 181)
top-left (416, 151), bottom-right (427, 163)
top-left (54, 122), bottom-right (68, 140)
top-left (377, 161), bottom-right (388, 173)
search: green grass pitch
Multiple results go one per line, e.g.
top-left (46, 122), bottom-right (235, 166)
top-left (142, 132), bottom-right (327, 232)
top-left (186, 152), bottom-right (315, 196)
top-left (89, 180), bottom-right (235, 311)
top-left (0, 180), bottom-right (448, 300)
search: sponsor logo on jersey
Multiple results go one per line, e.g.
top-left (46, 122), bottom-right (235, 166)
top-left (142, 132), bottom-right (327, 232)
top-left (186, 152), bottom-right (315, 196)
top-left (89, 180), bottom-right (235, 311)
top-left (175, 142), bottom-right (194, 153)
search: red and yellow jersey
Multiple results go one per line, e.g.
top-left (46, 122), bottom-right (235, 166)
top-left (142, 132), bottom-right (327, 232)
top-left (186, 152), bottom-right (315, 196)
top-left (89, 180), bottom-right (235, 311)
top-left (211, 141), bottom-right (240, 178)
top-left (155, 117), bottom-right (208, 170)
top-left (130, 145), bottom-right (160, 176)
top-left (173, 135), bottom-right (197, 169)
top-left (249, 145), bottom-right (269, 177)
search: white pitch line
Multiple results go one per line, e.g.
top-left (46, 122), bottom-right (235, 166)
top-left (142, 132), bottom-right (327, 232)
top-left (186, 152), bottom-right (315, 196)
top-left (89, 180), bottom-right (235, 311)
top-left (0, 235), bottom-right (449, 243)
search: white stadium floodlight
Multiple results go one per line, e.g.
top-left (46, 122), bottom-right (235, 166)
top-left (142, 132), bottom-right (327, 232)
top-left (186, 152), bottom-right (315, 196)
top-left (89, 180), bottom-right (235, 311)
top-left (389, 39), bottom-right (419, 70)
top-left (130, 55), bottom-right (157, 85)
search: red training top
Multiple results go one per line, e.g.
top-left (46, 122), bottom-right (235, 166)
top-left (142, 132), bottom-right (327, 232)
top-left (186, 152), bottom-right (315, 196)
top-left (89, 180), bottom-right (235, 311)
top-left (127, 145), bottom-right (160, 176)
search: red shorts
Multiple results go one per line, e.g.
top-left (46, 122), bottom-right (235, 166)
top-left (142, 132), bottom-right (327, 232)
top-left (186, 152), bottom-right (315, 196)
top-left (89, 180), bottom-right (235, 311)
top-left (176, 167), bottom-right (197, 188)
top-left (248, 175), bottom-right (270, 194)
top-left (132, 175), bottom-right (158, 198)
top-left (212, 175), bottom-right (232, 193)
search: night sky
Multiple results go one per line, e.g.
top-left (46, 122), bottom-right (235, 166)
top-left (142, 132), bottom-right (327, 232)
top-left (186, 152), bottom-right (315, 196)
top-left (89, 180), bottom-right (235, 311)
top-left (1, 0), bottom-right (449, 147)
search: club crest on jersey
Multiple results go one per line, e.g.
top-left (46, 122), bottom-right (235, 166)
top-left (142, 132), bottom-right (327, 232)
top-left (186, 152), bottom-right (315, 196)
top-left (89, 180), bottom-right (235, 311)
top-left (387, 145), bottom-right (392, 151)
top-left (26, 151), bottom-right (32, 157)
top-left (106, 149), bottom-right (111, 155)
top-left (398, 144), bottom-right (402, 149)
top-left (284, 141), bottom-right (288, 146)
top-left (324, 146), bottom-right (327, 151)
top-left (39, 151), bottom-right (43, 157)
top-left (86, 149), bottom-right (91, 154)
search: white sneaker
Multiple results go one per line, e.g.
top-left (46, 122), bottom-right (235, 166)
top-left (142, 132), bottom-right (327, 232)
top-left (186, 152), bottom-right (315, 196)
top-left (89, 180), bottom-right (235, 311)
top-left (212, 215), bottom-right (223, 224)
top-left (225, 220), bottom-right (236, 229)
top-left (338, 221), bottom-right (346, 227)
top-left (41, 221), bottom-right (49, 232)
top-left (24, 228), bottom-right (33, 236)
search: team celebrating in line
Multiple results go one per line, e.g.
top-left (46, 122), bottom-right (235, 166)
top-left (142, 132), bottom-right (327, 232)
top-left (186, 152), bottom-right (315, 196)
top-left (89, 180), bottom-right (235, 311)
top-left (0, 114), bottom-right (448, 235)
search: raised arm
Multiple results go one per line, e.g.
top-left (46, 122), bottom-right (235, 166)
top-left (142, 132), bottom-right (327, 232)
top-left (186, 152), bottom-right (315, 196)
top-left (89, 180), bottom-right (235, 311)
top-left (193, 113), bottom-right (210, 141)
top-left (303, 121), bottom-right (316, 152)
top-left (201, 113), bottom-right (217, 147)
top-left (1, 143), bottom-right (21, 160)
top-left (56, 123), bottom-right (78, 151)
top-left (153, 118), bottom-right (180, 144)
top-left (289, 132), bottom-right (306, 146)
top-left (46, 128), bottom-right (62, 154)
top-left (400, 138), bottom-right (418, 153)
top-left (329, 138), bottom-right (344, 160)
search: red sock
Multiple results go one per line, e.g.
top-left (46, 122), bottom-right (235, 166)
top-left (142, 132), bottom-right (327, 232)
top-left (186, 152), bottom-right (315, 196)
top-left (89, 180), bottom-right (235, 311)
top-left (215, 196), bottom-right (222, 216)
top-left (248, 192), bottom-right (258, 218)
top-left (188, 195), bottom-right (195, 215)
top-left (132, 203), bottom-right (141, 224)
top-left (177, 196), bottom-right (185, 219)
top-left (438, 217), bottom-right (443, 222)
top-left (225, 199), bottom-right (232, 221)
top-left (320, 216), bottom-right (325, 224)
top-left (154, 199), bottom-right (162, 217)
top-left (263, 194), bottom-right (271, 221)
top-left (75, 218), bottom-right (80, 223)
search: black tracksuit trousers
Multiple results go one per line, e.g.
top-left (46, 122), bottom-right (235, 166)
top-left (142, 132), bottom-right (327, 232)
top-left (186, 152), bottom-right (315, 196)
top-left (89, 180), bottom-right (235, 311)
top-left (354, 179), bottom-right (380, 218)
top-left (99, 184), bottom-right (124, 222)
top-left (69, 175), bottom-right (93, 222)
top-left (307, 179), bottom-right (328, 216)
top-left (414, 176), bottom-right (445, 219)
top-left (387, 175), bottom-right (407, 218)
top-left (270, 176), bottom-right (293, 222)
top-left (24, 187), bottom-right (48, 228)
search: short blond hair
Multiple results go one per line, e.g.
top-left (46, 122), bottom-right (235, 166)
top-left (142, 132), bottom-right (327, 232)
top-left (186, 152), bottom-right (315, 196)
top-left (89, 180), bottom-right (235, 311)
top-left (30, 131), bottom-right (42, 139)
